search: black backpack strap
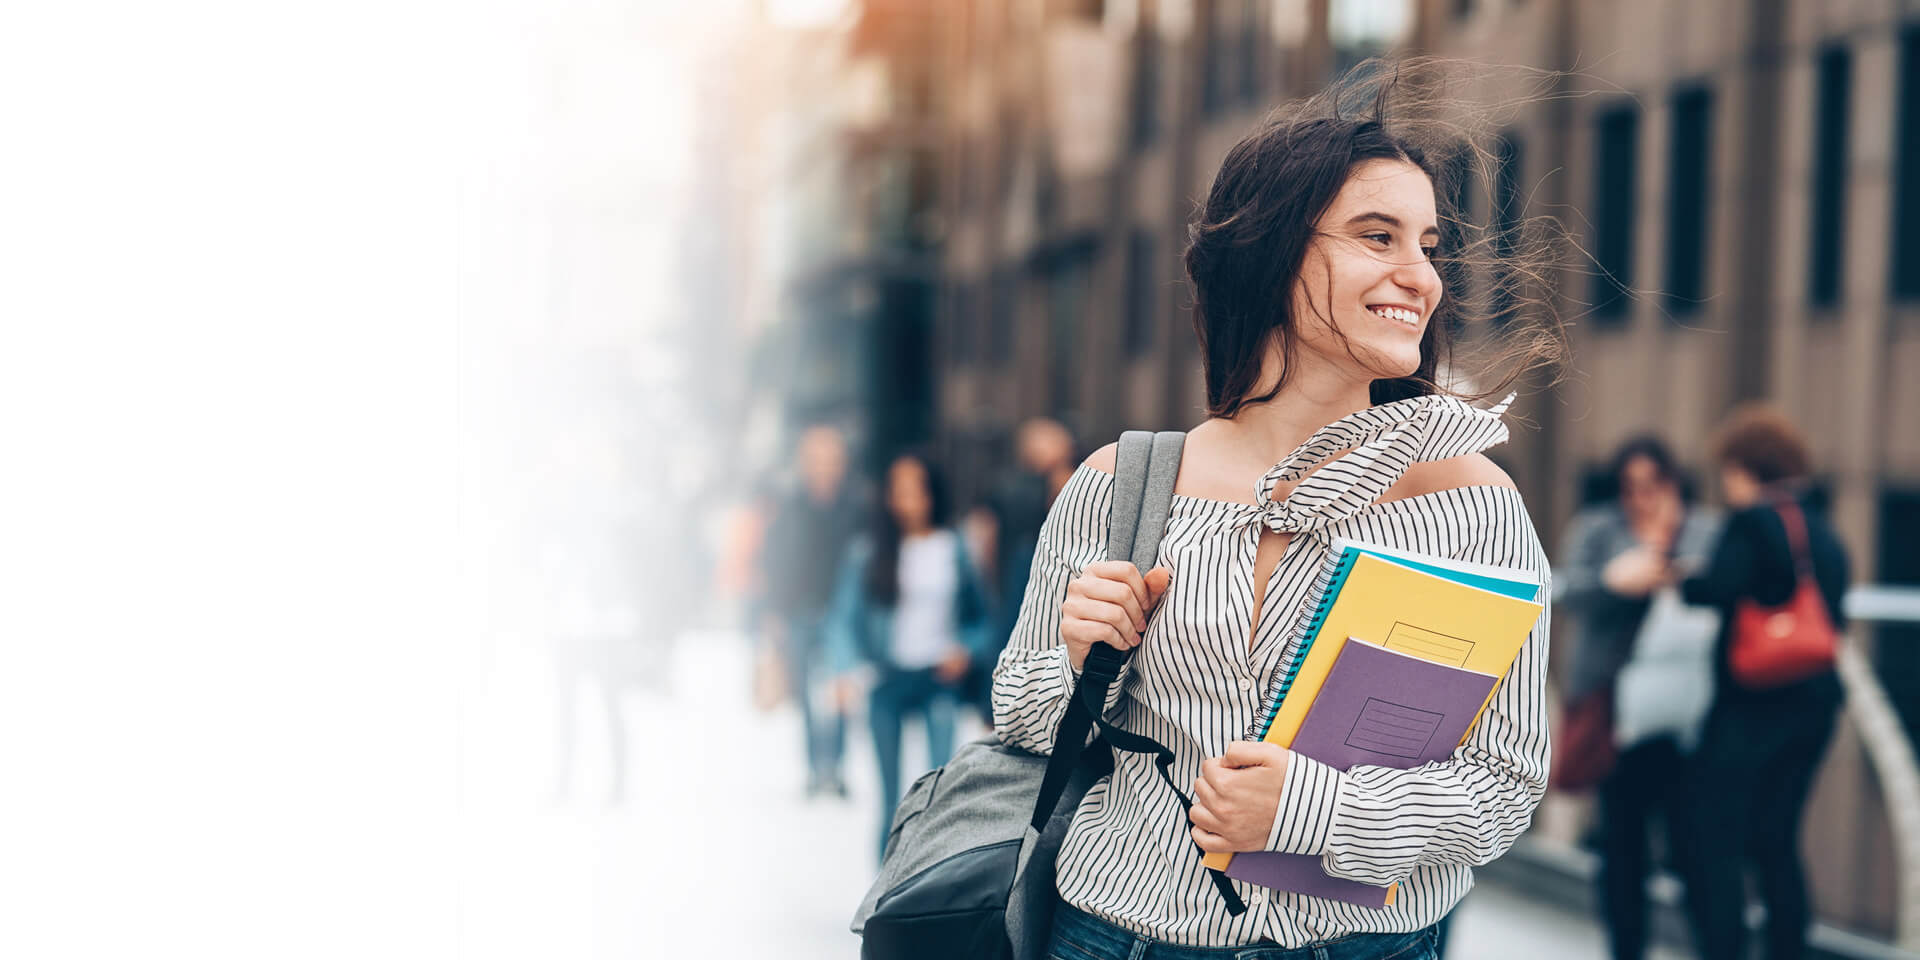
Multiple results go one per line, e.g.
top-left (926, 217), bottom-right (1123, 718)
top-left (1028, 430), bottom-right (1246, 916)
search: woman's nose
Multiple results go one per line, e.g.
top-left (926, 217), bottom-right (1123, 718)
top-left (1392, 252), bottom-right (1441, 301)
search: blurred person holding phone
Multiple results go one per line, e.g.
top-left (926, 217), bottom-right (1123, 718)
top-left (1556, 436), bottom-right (1721, 960)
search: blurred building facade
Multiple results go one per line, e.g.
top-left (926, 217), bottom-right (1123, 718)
top-left (1419, 0), bottom-right (1920, 937)
top-left (753, 0), bottom-right (1920, 942)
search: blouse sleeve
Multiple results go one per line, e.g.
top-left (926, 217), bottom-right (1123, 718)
top-left (991, 466), bottom-right (1130, 755)
top-left (1263, 494), bottom-right (1554, 882)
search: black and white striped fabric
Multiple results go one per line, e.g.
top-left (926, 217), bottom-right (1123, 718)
top-left (990, 394), bottom-right (1554, 948)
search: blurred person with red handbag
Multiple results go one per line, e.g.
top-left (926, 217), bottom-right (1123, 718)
top-left (1678, 406), bottom-right (1847, 960)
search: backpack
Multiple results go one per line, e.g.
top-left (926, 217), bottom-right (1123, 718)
top-left (850, 431), bottom-right (1245, 960)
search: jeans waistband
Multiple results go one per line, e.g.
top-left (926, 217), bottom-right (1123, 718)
top-left (1050, 904), bottom-right (1434, 960)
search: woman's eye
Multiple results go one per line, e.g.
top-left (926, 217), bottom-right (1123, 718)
top-left (1421, 245), bottom-right (1440, 260)
top-left (1362, 232), bottom-right (1391, 245)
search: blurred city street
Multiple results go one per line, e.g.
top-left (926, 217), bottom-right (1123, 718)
top-left (14, 0), bottom-right (1920, 955)
top-left (457, 630), bottom-right (1686, 960)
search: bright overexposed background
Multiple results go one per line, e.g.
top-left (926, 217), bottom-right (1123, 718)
top-left (0, 0), bottom-right (749, 956)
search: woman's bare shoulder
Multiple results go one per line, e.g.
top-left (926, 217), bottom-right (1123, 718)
top-left (1083, 442), bottom-right (1119, 475)
top-left (1393, 452), bottom-right (1519, 499)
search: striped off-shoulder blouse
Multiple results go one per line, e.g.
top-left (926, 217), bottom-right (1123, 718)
top-left (991, 393), bottom-right (1553, 948)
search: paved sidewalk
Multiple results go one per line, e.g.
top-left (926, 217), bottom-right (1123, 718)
top-left (456, 631), bottom-right (1685, 959)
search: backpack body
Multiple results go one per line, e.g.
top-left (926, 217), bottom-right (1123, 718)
top-left (851, 737), bottom-right (1111, 960)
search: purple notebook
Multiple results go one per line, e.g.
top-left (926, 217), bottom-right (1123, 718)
top-left (1224, 639), bottom-right (1498, 908)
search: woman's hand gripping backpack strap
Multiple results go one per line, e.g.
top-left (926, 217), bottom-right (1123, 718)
top-left (1038, 430), bottom-right (1247, 917)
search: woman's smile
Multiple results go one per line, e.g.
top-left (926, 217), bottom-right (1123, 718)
top-left (1365, 302), bottom-right (1424, 329)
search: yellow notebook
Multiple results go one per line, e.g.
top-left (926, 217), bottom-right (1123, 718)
top-left (1204, 552), bottom-right (1544, 872)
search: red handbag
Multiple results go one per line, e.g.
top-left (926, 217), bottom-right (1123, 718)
top-left (1550, 687), bottom-right (1615, 791)
top-left (1728, 499), bottom-right (1839, 689)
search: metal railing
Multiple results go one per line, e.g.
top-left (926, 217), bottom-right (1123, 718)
top-left (1839, 585), bottom-right (1920, 952)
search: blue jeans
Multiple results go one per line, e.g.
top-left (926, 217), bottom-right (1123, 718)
top-left (868, 666), bottom-right (958, 859)
top-left (1048, 904), bottom-right (1439, 960)
top-left (782, 614), bottom-right (845, 785)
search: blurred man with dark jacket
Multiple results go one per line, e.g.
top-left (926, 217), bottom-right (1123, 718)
top-left (760, 424), bottom-right (865, 798)
top-left (971, 418), bottom-right (1075, 717)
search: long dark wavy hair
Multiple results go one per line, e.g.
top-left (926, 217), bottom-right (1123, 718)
top-left (864, 450), bottom-right (952, 608)
top-left (1184, 58), bottom-right (1569, 418)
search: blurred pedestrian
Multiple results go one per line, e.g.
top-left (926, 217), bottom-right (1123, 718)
top-left (1556, 436), bottom-right (1721, 960)
top-left (993, 71), bottom-right (1566, 957)
top-left (825, 450), bottom-right (991, 858)
top-left (760, 424), bottom-right (865, 799)
top-left (971, 417), bottom-right (1077, 719)
top-left (1679, 407), bottom-right (1847, 960)
top-left (540, 423), bottom-right (654, 806)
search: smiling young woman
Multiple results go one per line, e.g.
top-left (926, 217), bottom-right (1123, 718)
top-left (990, 61), bottom-right (1569, 958)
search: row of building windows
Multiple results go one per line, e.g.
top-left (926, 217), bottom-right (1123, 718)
top-left (947, 31), bottom-right (1920, 370)
top-left (1586, 32), bottom-right (1920, 323)
top-left (944, 227), bottom-right (1167, 374)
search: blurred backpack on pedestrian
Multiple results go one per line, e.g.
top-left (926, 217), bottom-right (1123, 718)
top-left (850, 432), bottom-right (1243, 960)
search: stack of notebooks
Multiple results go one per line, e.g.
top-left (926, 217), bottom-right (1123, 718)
top-left (1201, 538), bottom-right (1545, 908)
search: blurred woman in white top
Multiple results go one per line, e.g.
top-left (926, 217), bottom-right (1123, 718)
top-left (826, 450), bottom-right (992, 860)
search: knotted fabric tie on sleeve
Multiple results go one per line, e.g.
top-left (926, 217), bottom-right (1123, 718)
top-left (1251, 393), bottom-right (1517, 535)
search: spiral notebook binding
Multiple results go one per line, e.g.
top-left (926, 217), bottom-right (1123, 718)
top-left (1249, 548), bottom-right (1360, 741)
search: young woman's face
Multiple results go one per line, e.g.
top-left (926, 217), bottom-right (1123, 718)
top-left (796, 425), bottom-right (847, 498)
top-left (1720, 463), bottom-right (1764, 508)
top-left (886, 457), bottom-right (933, 531)
top-left (1619, 454), bottom-right (1679, 524)
top-left (1291, 158), bottom-right (1443, 381)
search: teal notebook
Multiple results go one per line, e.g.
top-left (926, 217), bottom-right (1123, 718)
top-left (1253, 539), bottom-right (1541, 740)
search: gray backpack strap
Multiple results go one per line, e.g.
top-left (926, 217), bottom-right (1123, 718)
top-left (1109, 430), bottom-right (1185, 571)
top-left (1134, 432), bottom-right (1186, 570)
top-left (1030, 430), bottom-right (1187, 834)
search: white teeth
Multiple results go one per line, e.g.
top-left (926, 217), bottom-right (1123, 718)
top-left (1369, 306), bottom-right (1420, 327)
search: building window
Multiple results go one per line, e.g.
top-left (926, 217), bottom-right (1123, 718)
top-left (987, 269), bottom-right (1017, 368)
top-left (1201, 0), bottom-right (1229, 116)
top-left (1810, 46), bottom-right (1851, 309)
top-left (1199, 0), bottom-right (1257, 116)
top-left (1895, 27), bottom-right (1920, 299)
top-left (1878, 489), bottom-right (1920, 750)
top-left (872, 277), bottom-right (935, 455)
top-left (1131, 21), bottom-right (1160, 147)
top-left (1063, 0), bottom-right (1105, 21)
top-left (1047, 243), bottom-right (1095, 416)
top-left (1591, 105), bottom-right (1640, 323)
top-left (1492, 133), bottom-right (1526, 327)
top-left (947, 282), bottom-right (977, 367)
top-left (1124, 231), bottom-right (1157, 357)
top-left (1665, 86), bottom-right (1713, 317)
top-left (1237, 0), bottom-right (1262, 105)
